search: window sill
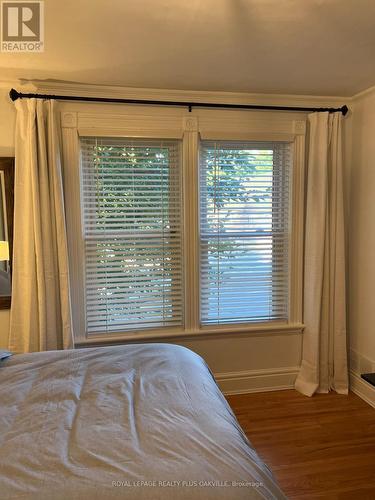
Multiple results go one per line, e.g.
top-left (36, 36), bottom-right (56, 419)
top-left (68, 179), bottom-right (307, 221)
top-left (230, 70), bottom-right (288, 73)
top-left (74, 322), bottom-right (304, 348)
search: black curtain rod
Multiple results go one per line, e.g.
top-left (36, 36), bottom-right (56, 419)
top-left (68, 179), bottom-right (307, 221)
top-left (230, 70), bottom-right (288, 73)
top-left (9, 88), bottom-right (349, 116)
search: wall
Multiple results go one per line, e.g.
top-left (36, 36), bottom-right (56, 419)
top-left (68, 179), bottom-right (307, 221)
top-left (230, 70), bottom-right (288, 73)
top-left (0, 81), bottom-right (353, 394)
top-left (349, 86), bottom-right (375, 377)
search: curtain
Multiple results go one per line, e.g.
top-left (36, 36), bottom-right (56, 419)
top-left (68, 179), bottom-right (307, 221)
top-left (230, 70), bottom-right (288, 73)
top-left (295, 112), bottom-right (348, 396)
top-left (9, 99), bottom-right (73, 353)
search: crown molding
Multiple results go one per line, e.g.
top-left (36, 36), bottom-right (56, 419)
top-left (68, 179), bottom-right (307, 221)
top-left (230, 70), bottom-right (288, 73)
top-left (352, 84), bottom-right (375, 102)
top-left (26, 80), bottom-right (351, 109)
top-left (0, 79), bottom-right (36, 91)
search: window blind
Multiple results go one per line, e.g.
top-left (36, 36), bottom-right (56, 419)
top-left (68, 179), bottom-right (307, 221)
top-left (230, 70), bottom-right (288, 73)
top-left (81, 138), bottom-right (183, 334)
top-left (199, 141), bottom-right (292, 325)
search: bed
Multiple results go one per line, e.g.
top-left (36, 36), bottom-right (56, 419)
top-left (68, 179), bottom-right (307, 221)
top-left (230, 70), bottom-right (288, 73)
top-left (0, 343), bottom-right (286, 499)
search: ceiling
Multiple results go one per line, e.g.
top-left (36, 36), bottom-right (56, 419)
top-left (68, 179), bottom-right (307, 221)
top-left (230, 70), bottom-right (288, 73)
top-left (1, 0), bottom-right (375, 96)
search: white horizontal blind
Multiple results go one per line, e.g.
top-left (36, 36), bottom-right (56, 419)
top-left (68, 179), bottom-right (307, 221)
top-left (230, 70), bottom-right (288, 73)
top-left (81, 138), bottom-right (183, 334)
top-left (200, 141), bottom-right (292, 325)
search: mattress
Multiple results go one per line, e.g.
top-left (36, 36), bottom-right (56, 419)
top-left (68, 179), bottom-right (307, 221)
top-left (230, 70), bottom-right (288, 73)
top-left (0, 343), bottom-right (286, 499)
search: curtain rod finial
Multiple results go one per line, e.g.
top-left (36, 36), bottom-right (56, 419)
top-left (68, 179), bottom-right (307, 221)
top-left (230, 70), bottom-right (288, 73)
top-left (9, 88), bottom-right (20, 101)
top-left (341, 105), bottom-right (349, 116)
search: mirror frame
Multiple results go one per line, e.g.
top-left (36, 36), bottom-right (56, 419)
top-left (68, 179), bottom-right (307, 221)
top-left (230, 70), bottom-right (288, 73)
top-left (0, 158), bottom-right (14, 309)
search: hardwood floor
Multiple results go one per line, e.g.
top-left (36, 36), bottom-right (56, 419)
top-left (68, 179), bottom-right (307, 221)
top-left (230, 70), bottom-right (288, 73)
top-left (226, 390), bottom-right (375, 500)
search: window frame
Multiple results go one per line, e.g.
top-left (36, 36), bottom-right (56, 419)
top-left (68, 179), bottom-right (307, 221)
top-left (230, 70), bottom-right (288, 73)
top-left (198, 140), bottom-right (292, 326)
top-left (61, 104), bottom-right (305, 345)
top-left (81, 137), bottom-right (184, 334)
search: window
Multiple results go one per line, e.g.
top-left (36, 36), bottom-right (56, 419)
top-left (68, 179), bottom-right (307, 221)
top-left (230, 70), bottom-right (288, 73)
top-left (199, 141), bottom-right (292, 325)
top-left (62, 108), bottom-right (303, 342)
top-left (81, 138), bottom-right (183, 333)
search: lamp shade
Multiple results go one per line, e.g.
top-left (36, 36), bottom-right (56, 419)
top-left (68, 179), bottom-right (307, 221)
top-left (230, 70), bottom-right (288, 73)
top-left (0, 241), bottom-right (9, 261)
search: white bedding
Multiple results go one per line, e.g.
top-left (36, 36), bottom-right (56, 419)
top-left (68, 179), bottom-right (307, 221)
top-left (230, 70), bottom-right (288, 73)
top-left (0, 344), bottom-right (286, 499)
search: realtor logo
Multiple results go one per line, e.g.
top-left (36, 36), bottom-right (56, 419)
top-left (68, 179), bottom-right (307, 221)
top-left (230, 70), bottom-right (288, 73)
top-left (1, 1), bottom-right (44, 52)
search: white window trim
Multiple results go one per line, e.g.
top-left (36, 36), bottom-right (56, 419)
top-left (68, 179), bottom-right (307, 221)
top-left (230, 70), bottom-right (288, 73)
top-left (61, 104), bottom-right (305, 345)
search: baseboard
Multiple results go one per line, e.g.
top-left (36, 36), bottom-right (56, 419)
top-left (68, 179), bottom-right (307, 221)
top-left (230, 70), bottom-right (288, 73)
top-left (349, 348), bottom-right (375, 375)
top-left (214, 366), bottom-right (299, 395)
top-left (349, 371), bottom-right (375, 409)
top-left (214, 365), bottom-right (375, 403)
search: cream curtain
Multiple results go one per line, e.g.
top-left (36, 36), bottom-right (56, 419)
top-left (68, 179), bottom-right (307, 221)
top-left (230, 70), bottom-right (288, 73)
top-left (9, 99), bottom-right (73, 353)
top-left (295, 112), bottom-right (348, 396)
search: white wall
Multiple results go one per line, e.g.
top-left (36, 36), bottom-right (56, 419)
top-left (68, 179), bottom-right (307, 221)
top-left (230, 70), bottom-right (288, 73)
top-left (349, 86), bottom-right (375, 376)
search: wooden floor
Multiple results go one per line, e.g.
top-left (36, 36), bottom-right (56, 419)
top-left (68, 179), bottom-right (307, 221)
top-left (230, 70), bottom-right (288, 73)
top-left (226, 390), bottom-right (375, 500)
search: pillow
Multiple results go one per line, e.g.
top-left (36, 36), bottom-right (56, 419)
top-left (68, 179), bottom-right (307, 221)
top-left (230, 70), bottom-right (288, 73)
top-left (0, 350), bottom-right (12, 361)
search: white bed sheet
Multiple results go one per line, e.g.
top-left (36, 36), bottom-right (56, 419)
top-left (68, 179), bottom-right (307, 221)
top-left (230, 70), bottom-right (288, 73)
top-left (0, 343), bottom-right (286, 499)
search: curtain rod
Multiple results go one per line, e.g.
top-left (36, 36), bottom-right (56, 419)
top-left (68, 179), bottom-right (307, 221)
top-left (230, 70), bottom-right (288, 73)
top-left (9, 88), bottom-right (349, 116)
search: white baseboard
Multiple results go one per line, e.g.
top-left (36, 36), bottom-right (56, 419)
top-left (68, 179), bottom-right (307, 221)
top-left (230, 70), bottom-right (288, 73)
top-left (349, 348), bottom-right (375, 375)
top-left (214, 364), bottom-right (375, 405)
top-left (214, 366), bottom-right (299, 395)
top-left (350, 371), bottom-right (375, 409)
